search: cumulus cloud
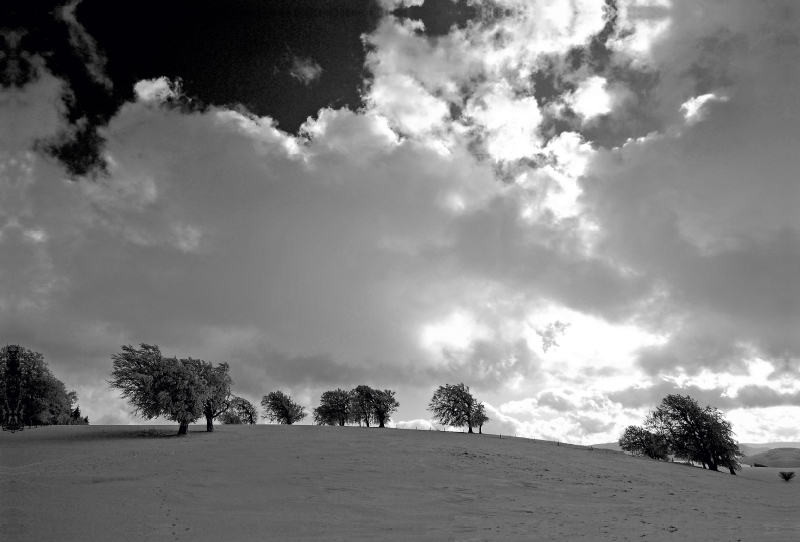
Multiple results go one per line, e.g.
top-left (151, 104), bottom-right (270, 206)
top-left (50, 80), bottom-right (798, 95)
top-left (395, 418), bottom-right (436, 430)
top-left (569, 76), bottom-right (612, 120)
top-left (680, 92), bottom-right (729, 124)
top-left (134, 77), bottom-right (177, 103)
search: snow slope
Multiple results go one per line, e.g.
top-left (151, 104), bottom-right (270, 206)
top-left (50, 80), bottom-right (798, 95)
top-left (1, 425), bottom-right (797, 541)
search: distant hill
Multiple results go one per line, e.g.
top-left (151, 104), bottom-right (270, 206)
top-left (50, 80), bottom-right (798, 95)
top-left (740, 442), bottom-right (800, 450)
top-left (592, 442), bottom-right (622, 452)
top-left (738, 444), bottom-right (770, 457)
top-left (592, 442), bottom-right (799, 458)
top-left (743, 448), bottom-right (800, 468)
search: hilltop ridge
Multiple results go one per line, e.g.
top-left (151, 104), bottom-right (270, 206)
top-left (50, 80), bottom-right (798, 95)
top-left (743, 447), bottom-right (800, 468)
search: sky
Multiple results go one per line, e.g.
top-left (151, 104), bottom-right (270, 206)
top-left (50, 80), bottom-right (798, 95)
top-left (1, 0), bottom-right (798, 444)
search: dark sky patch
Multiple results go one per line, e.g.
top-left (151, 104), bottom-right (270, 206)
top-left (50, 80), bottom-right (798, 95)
top-left (3, 0), bottom-right (383, 177)
top-left (392, 0), bottom-right (479, 37)
top-left (531, 58), bottom-right (577, 106)
top-left (74, 0), bottom-right (382, 131)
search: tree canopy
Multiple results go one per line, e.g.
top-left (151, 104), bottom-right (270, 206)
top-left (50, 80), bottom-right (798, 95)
top-left (312, 388), bottom-right (353, 426)
top-left (108, 344), bottom-right (210, 435)
top-left (618, 425), bottom-right (669, 460)
top-left (1, 345), bottom-right (86, 428)
top-left (645, 394), bottom-right (743, 474)
top-left (370, 389), bottom-right (400, 428)
top-left (219, 396), bottom-right (259, 425)
top-left (261, 391), bottom-right (306, 425)
top-left (472, 402), bottom-right (490, 434)
top-left (428, 383), bottom-right (479, 433)
top-left (350, 385), bottom-right (376, 427)
top-left (312, 386), bottom-right (399, 428)
top-left (185, 359), bottom-right (233, 432)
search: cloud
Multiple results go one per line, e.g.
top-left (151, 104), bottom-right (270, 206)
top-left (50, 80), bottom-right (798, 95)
top-left (3, 0), bottom-right (799, 444)
top-left (0, 71), bottom-right (67, 151)
top-left (366, 72), bottom-right (450, 136)
top-left (395, 418), bottom-right (435, 430)
top-left (607, 379), bottom-right (800, 411)
top-left (58, 0), bottom-right (112, 90)
top-left (535, 389), bottom-right (576, 412)
top-left (568, 76), bottom-right (612, 120)
top-left (134, 77), bottom-right (177, 103)
top-left (288, 55), bottom-right (323, 86)
top-left (680, 92), bottom-right (729, 124)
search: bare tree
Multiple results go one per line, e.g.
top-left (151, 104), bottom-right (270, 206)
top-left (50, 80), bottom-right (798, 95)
top-left (261, 391), bottom-right (306, 425)
top-left (428, 383), bottom-right (478, 433)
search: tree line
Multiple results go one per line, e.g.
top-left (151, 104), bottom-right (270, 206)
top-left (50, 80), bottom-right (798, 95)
top-left (107, 344), bottom-right (493, 436)
top-left (1, 345), bottom-right (89, 428)
top-left (4, 342), bottom-right (746, 477)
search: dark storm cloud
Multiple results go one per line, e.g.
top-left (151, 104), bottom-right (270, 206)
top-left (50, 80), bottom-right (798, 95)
top-left (608, 381), bottom-right (800, 412)
top-left (2, 0), bottom-right (382, 176)
top-left (735, 385), bottom-right (800, 409)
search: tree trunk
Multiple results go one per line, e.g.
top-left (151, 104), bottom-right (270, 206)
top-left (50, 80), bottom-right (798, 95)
top-left (728, 466), bottom-right (737, 475)
top-left (479, 426), bottom-right (482, 434)
top-left (177, 421), bottom-right (189, 436)
top-left (468, 425), bottom-right (473, 433)
top-left (364, 418), bottom-right (370, 428)
top-left (379, 420), bottom-right (385, 428)
top-left (206, 412), bottom-right (214, 432)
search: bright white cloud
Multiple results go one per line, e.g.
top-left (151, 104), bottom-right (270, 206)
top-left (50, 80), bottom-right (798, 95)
top-left (569, 76), bottom-right (612, 120)
top-left (420, 310), bottom-right (492, 353)
top-left (465, 81), bottom-right (543, 161)
top-left (367, 73), bottom-right (450, 136)
top-left (134, 77), bottom-right (176, 103)
top-left (611, 0), bottom-right (673, 63)
top-left (680, 93), bottom-right (729, 124)
top-left (394, 419), bottom-right (436, 430)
